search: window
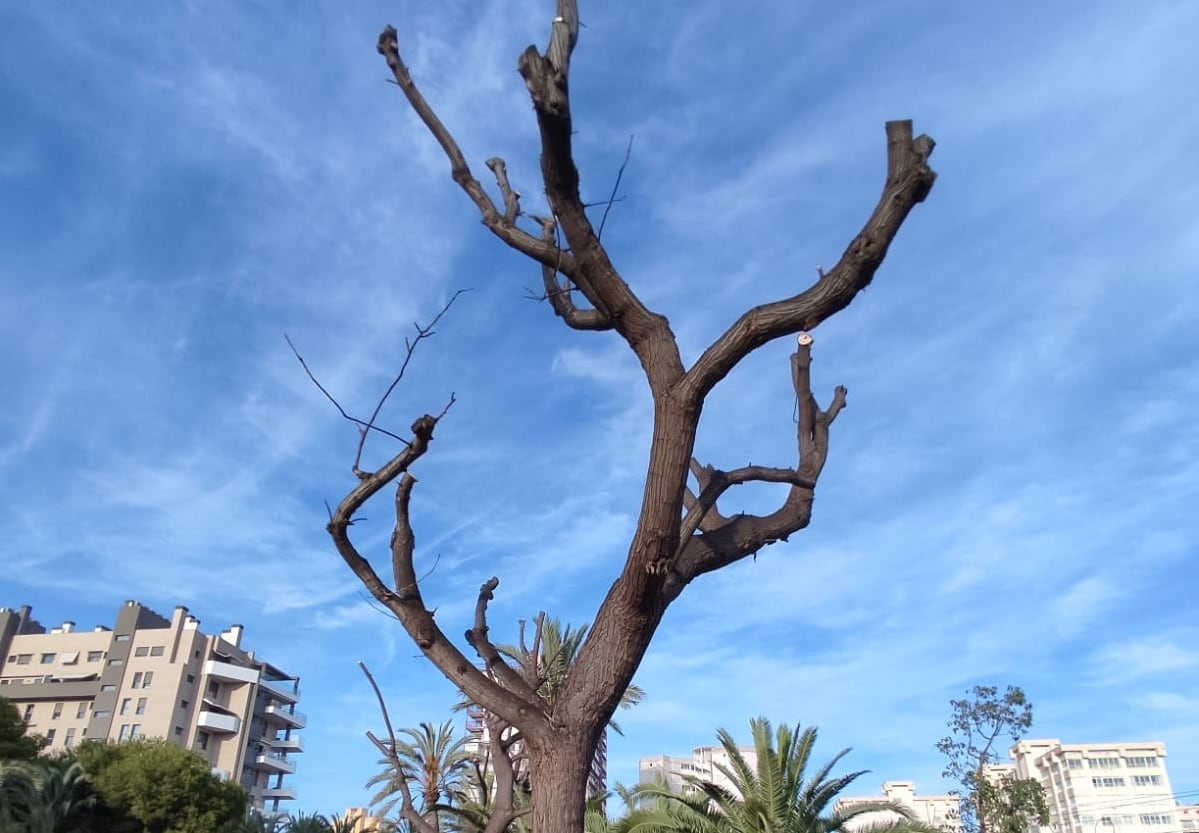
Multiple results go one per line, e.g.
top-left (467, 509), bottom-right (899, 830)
top-left (1100, 818), bottom-right (1114, 827)
top-left (87, 651), bottom-right (104, 663)
top-left (1132, 775), bottom-right (1163, 787)
top-left (186, 673), bottom-right (194, 684)
top-left (1140, 815), bottom-right (1172, 826)
top-left (93, 710), bottom-right (111, 719)
top-left (1092, 777), bottom-right (1125, 788)
top-left (40, 653), bottom-right (56, 664)
top-left (15, 654), bottom-right (32, 665)
top-left (23, 704), bottom-right (34, 721)
top-left (136, 698), bottom-right (146, 715)
top-left (174, 726), bottom-right (184, 737)
top-left (1126, 756), bottom-right (1158, 768)
top-left (115, 634), bottom-right (130, 643)
top-left (107, 658), bottom-right (124, 668)
top-left (196, 731), bottom-right (209, 750)
top-left (119, 698), bottom-right (131, 716)
top-left (150, 646), bottom-right (164, 657)
top-left (1181, 822), bottom-right (1195, 831)
top-left (76, 702), bottom-right (88, 719)
top-left (118, 724), bottom-right (131, 741)
top-left (181, 700), bottom-right (189, 709)
top-left (1080, 817), bottom-right (1096, 826)
top-left (134, 647), bottom-right (149, 657)
top-left (52, 703), bottom-right (63, 719)
top-left (1087, 757), bottom-right (1121, 769)
top-left (207, 681), bottom-right (219, 698)
top-left (130, 724), bottom-right (141, 739)
top-left (142, 671), bottom-right (153, 688)
top-left (64, 728), bottom-right (76, 748)
top-left (100, 684), bottom-right (116, 693)
top-left (45, 729), bottom-right (56, 743)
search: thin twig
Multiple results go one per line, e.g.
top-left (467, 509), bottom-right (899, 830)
top-left (354, 289), bottom-right (470, 470)
top-left (285, 334), bottom-right (413, 448)
top-left (596, 134), bottom-right (633, 242)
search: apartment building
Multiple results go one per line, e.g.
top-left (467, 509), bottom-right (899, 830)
top-left (999, 739), bottom-right (1179, 833)
top-left (835, 780), bottom-right (959, 832)
top-left (639, 743), bottom-right (758, 795)
top-left (0, 602), bottom-right (304, 812)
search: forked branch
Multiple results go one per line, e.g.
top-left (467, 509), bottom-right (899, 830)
top-left (670, 335), bottom-right (846, 592)
top-left (682, 120), bottom-right (936, 402)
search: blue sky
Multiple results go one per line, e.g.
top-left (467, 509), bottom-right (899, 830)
top-left (2, 0), bottom-right (1198, 818)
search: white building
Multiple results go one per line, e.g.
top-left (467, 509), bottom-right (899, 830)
top-left (639, 743), bottom-right (758, 795)
top-left (836, 780), bottom-right (960, 833)
top-left (1002, 739), bottom-right (1179, 833)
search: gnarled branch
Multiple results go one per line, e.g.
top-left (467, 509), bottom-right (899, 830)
top-left (465, 578), bottom-right (544, 705)
top-left (681, 120), bottom-right (936, 402)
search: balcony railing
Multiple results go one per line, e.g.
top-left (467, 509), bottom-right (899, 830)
top-left (197, 710), bottom-right (240, 734)
top-left (203, 660), bottom-right (259, 685)
top-left (263, 703), bottom-right (306, 728)
top-left (259, 677), bottom-right (299, 703)
top-left (259, 787), bottom-right (296, 801)
top-left (265, 734), bottom-right (303, 753)
top-left (254, 753), bottom-right (297, 774)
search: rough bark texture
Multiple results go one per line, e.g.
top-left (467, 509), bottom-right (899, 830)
top-left (330, 4), bottom-right (937, 831)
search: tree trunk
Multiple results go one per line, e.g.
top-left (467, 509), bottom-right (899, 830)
top-left (529, 734), bottom-right (592, 833)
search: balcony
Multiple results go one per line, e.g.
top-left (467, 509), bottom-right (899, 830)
top-left (259, 677), bottom-right (299, 704)
top-left (196, 710), bottom-right (240, 734)
top-left (254, 753), bottom-right (297, 774)
top-left (265, 734), bottom-right (303, 753)
top-left (263, 703), bottom-right (306, 728)
top-left (260, 787), bottom-right (296, 801)
top-left (204, 660), bottom-right (258, 685)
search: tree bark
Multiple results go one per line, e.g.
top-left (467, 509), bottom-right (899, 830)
top-left (528, 731), bottom-right (593, 833)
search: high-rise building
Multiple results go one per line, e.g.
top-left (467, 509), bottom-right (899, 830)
top-left (0, 602), bottom-right (303, 812)
top-left (999, 739), bottom-right (1180, 833)
top-left (835, 780), bottom-right (960, 833)
top-left (639, 743), bottom-right (758, 795)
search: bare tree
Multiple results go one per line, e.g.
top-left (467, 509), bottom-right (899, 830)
top-left (326, 3), bottom-right (936, 830)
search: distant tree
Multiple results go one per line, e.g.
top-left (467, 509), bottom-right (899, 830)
top-left (936, 686), bottom-right (1049, 833)
top-left (365, 720), bottom-right (472, 833)
top-left (321, 3), bottom-right (936, 830)
top-left (75, 738), bottom-right (247, 833)
top-left (2, 758), bottom-right (98, 833)
top-left (623, 717), bottom-right (942, 833)
top-left (0, 696), bottom-right (45, 762)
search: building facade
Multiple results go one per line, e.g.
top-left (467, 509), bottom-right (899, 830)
top-left (639, 743), bottom-right (759, 795)
top-left (0, 602), bottom-right (303, 812)
top-left (835, 780), bottom-right (960, 833)
top-left (1002, 739), bottom-right (1180, 833)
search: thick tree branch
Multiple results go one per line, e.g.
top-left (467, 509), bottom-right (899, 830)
top-left (682, 120), bottom-right (936, 403)
top-left (465, 577), bottom-right (544, 705)
top-left (328, 416), bottom-right (548, 736)
top-left (376, 26), bottom-right (580, 278)
top-left (670, 337), bottom-right (846, 593)
top-left (517, 2), bottom-right (684, 388)
top-left (537, 217), bottom-right (613, 331)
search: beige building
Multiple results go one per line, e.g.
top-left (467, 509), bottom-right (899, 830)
top-left (0, 602), bottom-right (303, 812)
top-left (639, 743), bottom-right (758, 795)
top-left (1000, 739), bottom-right (1179, 833)
top-left (836, 780), bottom-right (959, 833)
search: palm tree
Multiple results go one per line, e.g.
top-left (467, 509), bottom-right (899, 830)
top-left (3, 758), bottom-right (97, 833)
top-left (286, 812), bottom-right (333, 833)
top-left (367, 720), bottom-right (472, 833)
top-left (621, 718), bottom-right (945, 833)
top-left (499, 616), bottom-right (646, 732)
top-left (240, 810), bottom-right (289, 833)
